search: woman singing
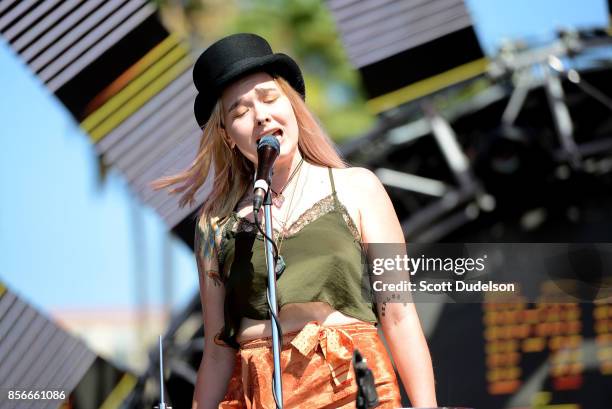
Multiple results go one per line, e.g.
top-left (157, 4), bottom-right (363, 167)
top-left (156, 33), bottom-right (437, 409)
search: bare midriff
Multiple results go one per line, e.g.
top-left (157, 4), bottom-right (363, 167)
top-left (235, 301), bottom-right (364, 344)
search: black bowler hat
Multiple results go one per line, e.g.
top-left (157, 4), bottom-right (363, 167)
top-left (193, 33), bottom-right (305, 128)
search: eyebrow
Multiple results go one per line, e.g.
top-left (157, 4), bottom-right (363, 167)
top-left (227, 98), bottom-right (244, 114)
top-left (227, 87), bottom-right (280, 113)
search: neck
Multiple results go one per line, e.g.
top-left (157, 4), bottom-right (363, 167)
top-left (271, 152), bottom-right (304, 192)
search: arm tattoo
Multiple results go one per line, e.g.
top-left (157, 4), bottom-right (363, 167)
top-left (195, 219), bottom-right (224, 286)
top-left (206, 269), bottom-right (223, 287)
top-left (381, 295), bottom-right (391, 317)
top-left (201, 225), bottom-right (217, 259)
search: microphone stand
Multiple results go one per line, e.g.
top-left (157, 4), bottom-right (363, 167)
top-left (353, 349), bottom-right (378, 409)
top-left (155, 335), bottom-right (171, 409)
top-left (262, 189), bottom-right (284, 408)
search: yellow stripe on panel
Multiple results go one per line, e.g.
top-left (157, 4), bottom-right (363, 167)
top-left (84, 34), bottom-right (182, 116)
top-left (128, 33), bottom-right (182, 80)
top-left (546, 406), bottom-right (580, 409)
top-left (98, 373), bottom-right (137, 409)
top-left (84, 44), bottom-right (188, 134)
top-left (90, 56), bottom-right (192, 142)
top-left (366, 57), bottom-right (490, 114)
top-left (82, 39), bottom-right (188, 134)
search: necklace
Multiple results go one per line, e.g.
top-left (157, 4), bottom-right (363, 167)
top-left (270, 158), bottom-right (304, 208)
top-left (273, 161), bottom-right (306, 276)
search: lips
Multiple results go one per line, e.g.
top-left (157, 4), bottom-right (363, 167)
top-left (256, 129), bottom-right (283, 145)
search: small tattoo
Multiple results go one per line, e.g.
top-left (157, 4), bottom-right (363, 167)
top-left (381, 296), bottom-right (392, 317)
top-left (202, 230), bottom-right (216, 259)
top-left (207, 270), bottom-right (223, 287)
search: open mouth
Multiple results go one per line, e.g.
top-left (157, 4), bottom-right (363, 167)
top-left (256, 129), bottom-right (283, 145)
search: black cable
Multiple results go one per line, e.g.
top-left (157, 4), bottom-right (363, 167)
top-left (253, 209), bottom-right (279, 262)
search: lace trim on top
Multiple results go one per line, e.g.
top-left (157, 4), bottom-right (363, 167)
top-left (226, 193), bottom-right (361, 243)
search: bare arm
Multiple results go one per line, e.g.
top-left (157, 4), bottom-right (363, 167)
top-left (355, 168), bottom-right (437, 408)
top-left (192, 219), bottom-right (237, 409)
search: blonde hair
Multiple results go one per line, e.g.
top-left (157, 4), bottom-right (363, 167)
top-left (152, 76), bottom-right (346, 235)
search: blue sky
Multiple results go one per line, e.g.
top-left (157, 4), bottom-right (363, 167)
top-left (466, 0), bottom-right (609, 54)
top-left (0, 43), bottom-right (198, 313)
top-left (0, 1), bottom-right (608, 314)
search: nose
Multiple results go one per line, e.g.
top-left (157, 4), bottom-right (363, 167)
top-left (256, 116), bottom-right (271, 126)
top-left (255, 105), bottom-right (271, 126)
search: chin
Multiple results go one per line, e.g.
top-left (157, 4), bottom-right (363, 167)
top-left (279, 145), bottom-right (298, 161)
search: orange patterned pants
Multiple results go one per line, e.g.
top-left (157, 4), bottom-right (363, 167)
top-left (218, 321), bottom-right (401, 408)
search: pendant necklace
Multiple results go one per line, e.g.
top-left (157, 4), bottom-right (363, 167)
top-left (273, 161), bottom-right (306, 276)
top-left (270, 158), bottom-right (304, 208)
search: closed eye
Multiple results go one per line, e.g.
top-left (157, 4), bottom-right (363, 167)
top-left (263, 95), bottom-right (279, 103)
top-left (233, 107), bottom-right (248, 118)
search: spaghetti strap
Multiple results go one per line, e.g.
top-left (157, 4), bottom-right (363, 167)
top-left (328, 167), bottom-right (336, 194)
top-left (328, 167), bottom-right (342, 209)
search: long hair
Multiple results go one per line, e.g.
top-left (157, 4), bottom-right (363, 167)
top-left (152, 76), bottom-right (346, 235)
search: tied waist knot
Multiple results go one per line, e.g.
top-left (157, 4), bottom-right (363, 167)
top-left (290, 321), bottom-right (355, 386)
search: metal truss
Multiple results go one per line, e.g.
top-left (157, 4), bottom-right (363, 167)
top-left (343, 29), bottom-right (612, 242)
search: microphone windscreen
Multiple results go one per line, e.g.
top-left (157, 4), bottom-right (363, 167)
top-left (255, 134), bottom-right (280, 187)
top-left (257, 135), bottom-right (280, 152)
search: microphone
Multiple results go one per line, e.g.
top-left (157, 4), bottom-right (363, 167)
top-left (253, 135), bottom-right (280, 212)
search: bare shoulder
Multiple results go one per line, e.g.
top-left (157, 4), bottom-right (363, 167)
top-left (334, 166), bottom-right (403, 243)
top-left (332, 166), bottom-right (384, 196)
top-left (330, 167), bottom-right (387, 230)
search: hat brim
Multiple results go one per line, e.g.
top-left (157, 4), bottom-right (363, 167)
top-left (194, 53), bottom-right (304, 128)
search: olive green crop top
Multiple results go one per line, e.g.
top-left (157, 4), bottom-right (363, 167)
top-left (215, 168), bottom-right (377, 349)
